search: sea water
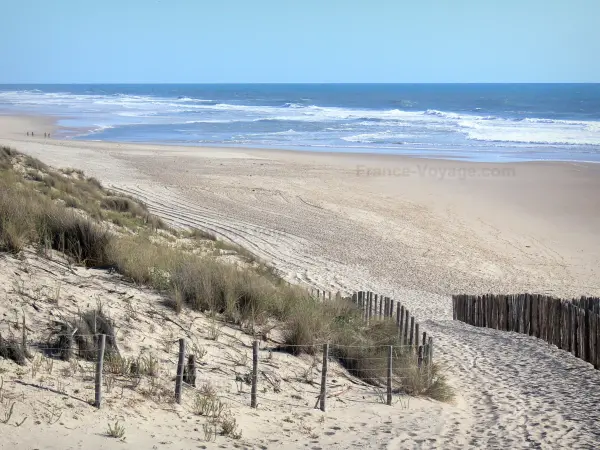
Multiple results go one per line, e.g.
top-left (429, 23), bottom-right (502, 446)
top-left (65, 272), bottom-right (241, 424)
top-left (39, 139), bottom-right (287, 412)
top-left (1, 83), bottom-right (599, 162)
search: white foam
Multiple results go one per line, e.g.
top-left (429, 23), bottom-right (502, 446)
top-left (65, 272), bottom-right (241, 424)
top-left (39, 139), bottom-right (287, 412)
top-left (341, 131), bottom-right (411, 144)
top-left (459, 118), bottom-right (600, 146)
top-left (1, 89), bottom-right (599, 148)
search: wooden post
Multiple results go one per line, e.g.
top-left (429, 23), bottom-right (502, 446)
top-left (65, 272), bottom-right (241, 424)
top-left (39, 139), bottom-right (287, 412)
top-left (386, 345), bottom-right (393, 406)
top-left (399, 306), bottom-right (405, 344)
top-left (596, 313), bottom-right (600, 369)
top-left (589, 311), bottom-right (597, 368)
top-left (390, 299), bottom-right (395, 320)
top-left (403, 310), bottom-right (409, 345)
top-left (422, 331), bottom-right (427, 347)
top-left (570, 303), bottom-right (577, 355)
top-left (94, 334), bottom-right (106, 408)
top-left (427, 337), bottom-right (433, 386)
top-left (320, 343), bottom-right (329, 412)
top-left (409, 317), bottom-right (415, 348)
top-left (379, 295), bottom-right (383, 318)
top-left (251, 340), bottom-right (259, 408)
top-left (368, 294), bottom-right (373, 323)
top-left (414, 323), bottom-right (419, 352)
top-left (428, 337), bottom-right (433, 363)
top-left (175, 338), bottom-right (185, 404)
top-left (417, 345), bottom-right (424, 369)
top-left (452, 296), bottom-right (457, 320)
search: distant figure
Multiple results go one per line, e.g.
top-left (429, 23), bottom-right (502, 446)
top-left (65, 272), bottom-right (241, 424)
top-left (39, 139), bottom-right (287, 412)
top-left (31, 131), bottom-right (34, 137)
top-left (27, 132), bottom-right (29, 136)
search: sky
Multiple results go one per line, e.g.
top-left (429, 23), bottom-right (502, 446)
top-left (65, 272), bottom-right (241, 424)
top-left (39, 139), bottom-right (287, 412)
top-left (1, 0), bottom-right (598, 83)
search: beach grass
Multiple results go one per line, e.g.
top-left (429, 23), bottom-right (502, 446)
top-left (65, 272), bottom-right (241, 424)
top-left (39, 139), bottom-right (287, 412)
top-left (0, 146), bottom-right (452, 400)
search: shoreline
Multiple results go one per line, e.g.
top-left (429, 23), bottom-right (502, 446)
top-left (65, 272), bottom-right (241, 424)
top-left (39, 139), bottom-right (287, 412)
top-left (3, 110), bottom-right (599, 165)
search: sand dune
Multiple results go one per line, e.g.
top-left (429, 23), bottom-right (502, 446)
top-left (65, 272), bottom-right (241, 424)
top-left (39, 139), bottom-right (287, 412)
top-left (2, 114), bottom-right (600, 448)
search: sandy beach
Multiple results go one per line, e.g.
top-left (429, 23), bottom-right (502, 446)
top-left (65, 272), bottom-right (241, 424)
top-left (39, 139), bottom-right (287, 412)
top-left (2, 114), bottom-right (600, 448)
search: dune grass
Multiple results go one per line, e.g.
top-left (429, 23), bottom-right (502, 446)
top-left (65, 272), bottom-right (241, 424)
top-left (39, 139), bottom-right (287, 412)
top-left (0, 146), bottom-right (452, 400)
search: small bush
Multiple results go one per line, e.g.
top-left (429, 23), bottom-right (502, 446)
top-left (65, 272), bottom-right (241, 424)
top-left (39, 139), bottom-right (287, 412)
top-left (221, 414), bottom-right (242, 439)
top-left (187, 228), bottom-right (217, 241)
top-left (106, 421), bottom-right (126, 439)
top-left (0, 335), bottom-right (27, 366)
top-left (40, 211), bottom-right (110, 266)
top-left (24, 155), bottom-right (48, 171)
top-left (48, 309), bottom-right (119, 361)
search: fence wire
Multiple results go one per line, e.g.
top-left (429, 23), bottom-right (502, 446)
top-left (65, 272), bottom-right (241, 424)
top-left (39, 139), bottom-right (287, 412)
top-left (0, 332), bottom-right (436, 429)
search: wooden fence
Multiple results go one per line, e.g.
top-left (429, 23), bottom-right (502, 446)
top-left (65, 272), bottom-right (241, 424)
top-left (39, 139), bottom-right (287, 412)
top-left (453, 294), bottom-right (600, 370)
top-left (310, 288), bottom-right (433, 362)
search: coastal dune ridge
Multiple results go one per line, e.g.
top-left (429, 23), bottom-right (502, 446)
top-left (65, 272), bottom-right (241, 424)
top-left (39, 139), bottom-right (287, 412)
top-left (1, 111), bottom-right (600, 448)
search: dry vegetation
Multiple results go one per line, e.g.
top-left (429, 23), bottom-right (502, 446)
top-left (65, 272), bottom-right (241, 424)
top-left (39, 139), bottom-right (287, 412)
top-left (0, 145), bottom-right (451, 401)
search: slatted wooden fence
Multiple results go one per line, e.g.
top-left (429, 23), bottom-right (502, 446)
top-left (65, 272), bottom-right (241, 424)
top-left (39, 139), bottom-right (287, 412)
top-left (453, 294), bottom-right (600, 370)
top-left (310, 288), bottom-right (433, 363)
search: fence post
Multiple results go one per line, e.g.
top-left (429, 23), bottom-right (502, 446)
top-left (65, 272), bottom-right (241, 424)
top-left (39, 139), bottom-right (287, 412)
top-left (452, 296), bottom-right (456, 320)
top-left (251, 340), bottom-right (259, 408)
top-left (399, 306), bottom-right (405, 344)
top-left (403, 310), bottom-right (409, 344)
top-left (175, 338), bottom-right (185, 404)
top-left (320, 343), bottom-right (329, 412)
top-left (427, 337), bottom-right (433, 386)
top-left (386, 345), bottom-right (393, 406)
top-left (414, 323), bottom-right (419, 352)
top-left (418, 345), bottom-right (424, 369)
top-left (94, 334), bottom-right (106, 408)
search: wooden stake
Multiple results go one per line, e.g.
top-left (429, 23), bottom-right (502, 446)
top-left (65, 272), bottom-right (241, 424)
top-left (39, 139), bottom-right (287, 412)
top-left (414, 323), bottom-right (419, 351)
top-left (319, 343), bottom-right (329, 412)
top-left (251, 340), bottom-right (259, 408)
top-left (399, 306), bottom-right (405, 344)
top-left (94, 334), bottom-right (106, 408)
top-left (175, 338), bottom-right (185, 404)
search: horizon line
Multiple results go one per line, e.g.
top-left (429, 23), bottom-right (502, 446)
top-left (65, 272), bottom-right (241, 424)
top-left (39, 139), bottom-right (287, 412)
top-left (1, 81), bottom-right (599, 85)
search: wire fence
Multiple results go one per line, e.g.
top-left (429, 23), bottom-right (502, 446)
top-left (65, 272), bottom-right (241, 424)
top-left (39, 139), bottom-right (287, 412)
top-left (0, 333), bottom-right (435, 427)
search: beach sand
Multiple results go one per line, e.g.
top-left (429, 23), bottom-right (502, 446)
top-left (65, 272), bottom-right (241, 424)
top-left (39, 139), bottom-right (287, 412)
top-left (2, 114), bottom-right (600, 448)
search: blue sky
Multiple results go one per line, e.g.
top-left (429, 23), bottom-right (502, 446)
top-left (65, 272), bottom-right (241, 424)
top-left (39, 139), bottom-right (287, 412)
top-left (1, 0), bottom-right (598, 83)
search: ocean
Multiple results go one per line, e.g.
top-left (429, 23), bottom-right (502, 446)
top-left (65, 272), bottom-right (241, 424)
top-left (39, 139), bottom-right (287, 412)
top-left (1, 83), bottom-right (599, 162)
